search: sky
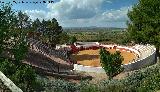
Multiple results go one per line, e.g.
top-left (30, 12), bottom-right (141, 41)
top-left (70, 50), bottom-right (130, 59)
top-left (1, 0), bottom-right (138, 28)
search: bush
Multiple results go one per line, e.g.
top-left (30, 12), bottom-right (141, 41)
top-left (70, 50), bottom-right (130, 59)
top-left (78, 80), bottom-right (99, 92)
top-left (80, 84), bottom-right (98, 92)
top-left (0, 59), bottom-right (42, 91)
top-left (38, 76), bottom-right (78, 92)
top-left (89, 63), bottom-right (160, 92)
top-left (121, 64), bottom-right (160, 91)
top-left (37, 63), bottom-right (160, 92)
top-left (99, 79), bottom-right (129, 92)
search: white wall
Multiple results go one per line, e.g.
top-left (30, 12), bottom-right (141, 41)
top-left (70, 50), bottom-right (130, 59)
top-left (74, 64), bottom-right (105, 73)
top-left (123, 48), bottom-right (156, 71)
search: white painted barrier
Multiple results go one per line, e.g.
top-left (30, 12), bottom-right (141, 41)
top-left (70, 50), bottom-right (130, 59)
top-left (74, 64), bottom-right (105, 73)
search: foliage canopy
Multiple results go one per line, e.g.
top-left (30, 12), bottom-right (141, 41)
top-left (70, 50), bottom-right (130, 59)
top-left (127, 0), bottom-right (160, 56)
top-left (99, 48), bottom-right (124, 80)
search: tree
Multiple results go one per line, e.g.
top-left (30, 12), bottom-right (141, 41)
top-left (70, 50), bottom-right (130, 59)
top-left (30, 18), bottom-right (42, 38)
top-left (0, 59), bottom-right (39, 91)
top-left (34, 18), bottom-right (63, 48)
top-left (69, 36), bottom-right (77, 45)
top-left (32, 18), bottom-right (41, 31)
top-left (59, 32), bottom-right (70, 44)
top-left (127, 0), bottom-right (160, 59)
top-left (99, 48), bottom-right (124, 80)
top-left (17, 11), bottom-right (31, 29)
top-left (0, 4), bottom-right (28, 64)
top-left (44, 18), bottom-right (63, 47)
top-left (0, 4), bottom-right (39, 91)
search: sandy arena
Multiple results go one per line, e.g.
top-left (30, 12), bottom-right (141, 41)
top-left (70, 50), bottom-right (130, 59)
top-left (72, 49), bottom-right (136, 67)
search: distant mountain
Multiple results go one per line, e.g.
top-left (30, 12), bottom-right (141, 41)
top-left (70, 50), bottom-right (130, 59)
top-left (63, 27), bottom-right (126, 31)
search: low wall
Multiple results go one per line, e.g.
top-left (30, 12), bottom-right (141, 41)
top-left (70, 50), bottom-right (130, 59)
top-left (76, 42), bottom-right (99, 45)
top-left (123, 49), bottom-right (156, 71)
top-left (101, 45), bottom-right (141, 57)
top-left (74, 64), bottom-right (105, 73)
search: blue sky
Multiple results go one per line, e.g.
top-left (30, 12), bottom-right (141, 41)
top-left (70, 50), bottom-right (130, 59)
top-left (1, 0), bottom-right (138, 28)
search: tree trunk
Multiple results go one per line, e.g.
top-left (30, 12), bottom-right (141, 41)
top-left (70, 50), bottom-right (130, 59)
top-left (156, 46), bottom-right (160, 62)
top-left (26, 82), bottom-right (30, 92)
top-left (108, 76), bottom-right (113, 80)
top-left (108, 73), bottom-right (113, 80)
top-left (58, 64), bottom-right (59, 73)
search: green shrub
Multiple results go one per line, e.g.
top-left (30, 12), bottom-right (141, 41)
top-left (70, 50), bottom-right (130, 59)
top-left (39, 77), bottom-right (78, 92)
top-left (37, 63), bottom-right (160, 92)
top-left (122, 64), bottom-right (160, 92)
top-left (78, 80), bottom-right (99, 92)
top-left (99, 79), bottom-right (130, 92)
top-left (80, 84), bottom-right (98, 92)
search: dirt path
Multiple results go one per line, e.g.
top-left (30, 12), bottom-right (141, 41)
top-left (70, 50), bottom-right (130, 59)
top-left (75, 71), bottom-right (130, 84)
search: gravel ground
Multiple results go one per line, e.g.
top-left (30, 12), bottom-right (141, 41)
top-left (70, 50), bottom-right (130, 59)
top-left (76, 71), bottom-right (131, 84)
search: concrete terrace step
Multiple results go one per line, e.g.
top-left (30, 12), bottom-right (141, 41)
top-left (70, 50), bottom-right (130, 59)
top-left (27, 38), bottom-right (71, 65)
top-left (23, 61), bottom-right (71, 73)
top-left (24, 50), bottom-right (74, 73)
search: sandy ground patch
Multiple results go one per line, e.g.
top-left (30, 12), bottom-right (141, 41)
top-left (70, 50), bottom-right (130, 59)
top-left (72, 49), bottom-right (136, 67)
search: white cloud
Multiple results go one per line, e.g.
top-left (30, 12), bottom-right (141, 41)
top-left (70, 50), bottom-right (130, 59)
top-left (105, 1), bottom-right (112, 3)
top-left (100, 6), bottom-right (132, 22)
top-left (24, 0), bottom-right (131, 27)
top-left (25, 10), bottom-right (47, 20)
top-left (46, 0), bottom-right (104, 19)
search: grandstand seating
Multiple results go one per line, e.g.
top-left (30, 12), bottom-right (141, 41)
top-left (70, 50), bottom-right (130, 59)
top-left (131, 44), bottom-right (155, 60)
top-left (27, 38), bottom-right (73, 64)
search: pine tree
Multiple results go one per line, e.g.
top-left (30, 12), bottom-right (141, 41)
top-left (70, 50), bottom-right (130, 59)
top-left (127, 0), bottom-right (160, 59)
top-left (99, 48), bottom-right (124, 80)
